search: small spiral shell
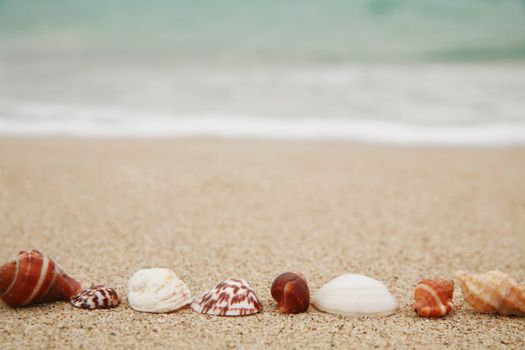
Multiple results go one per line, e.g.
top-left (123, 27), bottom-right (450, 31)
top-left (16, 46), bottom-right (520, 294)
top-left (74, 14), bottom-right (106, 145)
top-left (412, 278), bottom-right (454, 317)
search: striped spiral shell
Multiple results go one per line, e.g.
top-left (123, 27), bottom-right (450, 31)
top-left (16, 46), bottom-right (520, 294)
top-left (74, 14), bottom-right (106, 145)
top-left (455, 270), bottom-right (525, 316)
top-left (412, 278), bottom-right (454, 317)
top-left (191, 279), bottom-right (262, 316)
top-left (71, 285), bottom-right (120, 309)
top-left (0, 250), bottom-right (82, 307)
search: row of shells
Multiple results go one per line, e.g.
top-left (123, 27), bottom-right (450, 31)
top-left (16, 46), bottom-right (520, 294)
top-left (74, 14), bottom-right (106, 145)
top-left (1, 250), bottom-right (524, 317)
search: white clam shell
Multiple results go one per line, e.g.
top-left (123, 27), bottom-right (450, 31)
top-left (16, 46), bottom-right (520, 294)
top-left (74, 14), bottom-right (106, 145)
top-left (127, 268), bottom-right (192, 313)
top-left (312, 274), bottom-right (397, 316)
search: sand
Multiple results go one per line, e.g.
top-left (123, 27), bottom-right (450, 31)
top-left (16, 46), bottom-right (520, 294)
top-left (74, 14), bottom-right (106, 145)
top-left (0, 137), bottom-right (524, 349)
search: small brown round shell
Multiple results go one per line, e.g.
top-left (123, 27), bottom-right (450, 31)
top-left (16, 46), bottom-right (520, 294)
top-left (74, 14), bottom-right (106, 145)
top-left (71, 285), bottom-right (120, 309)
top-left (271, 272), bottom-right (310, 314)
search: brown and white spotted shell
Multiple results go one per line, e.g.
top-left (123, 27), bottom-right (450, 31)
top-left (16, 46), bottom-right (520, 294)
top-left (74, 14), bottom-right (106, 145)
top-left (191, 279), bottom-right (262, 316)
top-left (0, 250), bottom-right (83, 307)
top-left (71, 285), bottom-right (120, 309)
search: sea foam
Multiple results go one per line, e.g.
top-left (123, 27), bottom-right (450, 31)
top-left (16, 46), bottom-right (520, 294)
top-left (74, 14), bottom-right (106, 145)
top-left (1, 62), bottom-right (524, 146)
top-left (1, 109), bottom-right (524, 146)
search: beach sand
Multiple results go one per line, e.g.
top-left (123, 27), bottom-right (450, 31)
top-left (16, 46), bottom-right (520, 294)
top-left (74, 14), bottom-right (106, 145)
top-left (0, 137), bottom-right (524, 349)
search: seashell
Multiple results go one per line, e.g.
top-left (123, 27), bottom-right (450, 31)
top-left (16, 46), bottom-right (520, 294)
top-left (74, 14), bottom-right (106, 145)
top-left (0, 250), bottom-right (82, 307)
top-left (271, 272), bottom-right (310, 314)
top-left (455, 270), bottom-right (525, 316)
top-left (412, 278), bottom-right (454, 317)
top-left (127, 268), bottom-right (192, 313)
top-left (312, 273), bottom-right (397, 317)
top-left (191, 279), bottom-right (262, 316)
top-left (71, 285), bottom-right (120, 309)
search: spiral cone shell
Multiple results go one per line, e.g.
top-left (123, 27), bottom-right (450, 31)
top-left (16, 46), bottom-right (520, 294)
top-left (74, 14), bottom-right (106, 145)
top-left (0, 250), bottom-right (82, 307)
top-left (455, 270), bottom-right (525, 316)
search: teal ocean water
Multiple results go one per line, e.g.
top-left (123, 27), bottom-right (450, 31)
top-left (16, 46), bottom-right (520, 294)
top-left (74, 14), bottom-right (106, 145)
top-left (1, 0), bottom-right (525, 62)
top-left (1, 1), bottom-right (525, 144)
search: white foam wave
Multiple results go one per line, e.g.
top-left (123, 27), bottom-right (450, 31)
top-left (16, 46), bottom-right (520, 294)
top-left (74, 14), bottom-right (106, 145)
top-left (1, 62), bottom-right (525, 146)
top-left (1, 110), bottom-right (524, 146)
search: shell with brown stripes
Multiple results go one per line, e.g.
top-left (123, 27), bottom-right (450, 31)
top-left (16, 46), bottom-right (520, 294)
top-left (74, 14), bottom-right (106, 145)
top-left (412, 278), bottom-right (454, 317)
top-left (0, 250), bottom-right (83, 307)
top-left (71, 285), bottom-right (120, 309)
top-left (191, 279), bottom-right (263, 316)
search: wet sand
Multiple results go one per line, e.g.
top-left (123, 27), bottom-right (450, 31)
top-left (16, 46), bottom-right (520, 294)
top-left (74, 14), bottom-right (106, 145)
top-left (0, 137), bottom-right (524, 349)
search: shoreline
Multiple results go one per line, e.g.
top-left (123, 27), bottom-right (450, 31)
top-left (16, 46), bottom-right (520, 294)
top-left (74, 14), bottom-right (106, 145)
top-left (2, 118), bottom-right (525, 148)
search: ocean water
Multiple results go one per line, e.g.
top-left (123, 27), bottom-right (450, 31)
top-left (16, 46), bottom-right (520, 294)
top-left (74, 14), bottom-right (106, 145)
top-left (1, 0), bottom-right (525, 145)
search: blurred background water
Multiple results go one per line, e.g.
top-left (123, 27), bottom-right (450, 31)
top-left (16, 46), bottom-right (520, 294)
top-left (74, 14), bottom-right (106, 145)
top-left (1, 0), bottom-right (525, 144)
